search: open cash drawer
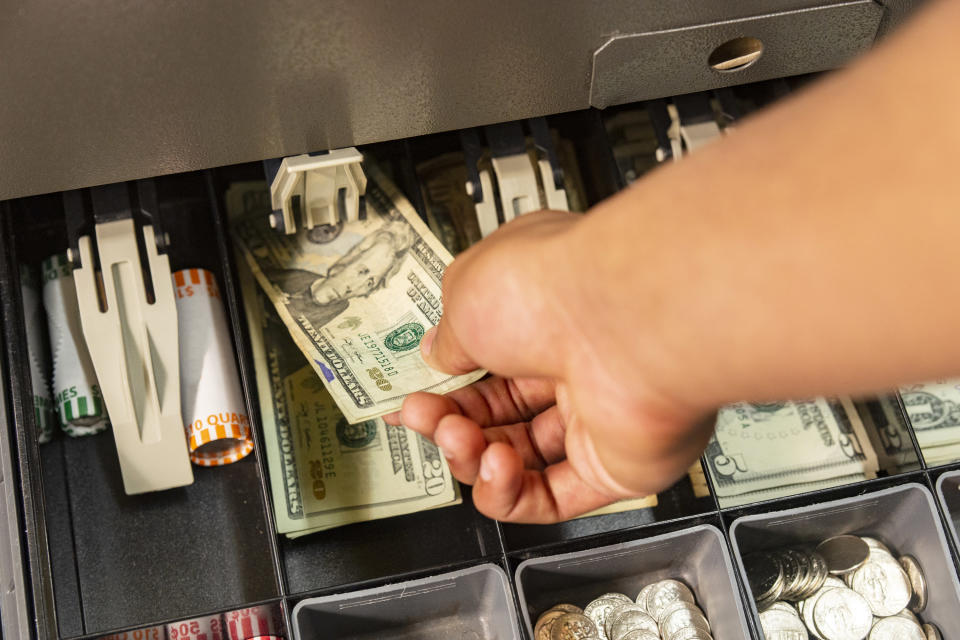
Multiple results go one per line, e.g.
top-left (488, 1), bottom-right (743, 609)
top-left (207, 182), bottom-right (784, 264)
top-left (0, 104), bottom-right (723, 638)
top-left (1, 84), bottom-right (958, 640)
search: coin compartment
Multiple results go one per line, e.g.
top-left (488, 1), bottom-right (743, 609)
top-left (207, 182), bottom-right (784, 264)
top-left (514, 524), bottom-right (751, 640)
top-left (729, 483), bottom-right (960, 636)
top-left (935, 470), bottom-right (960, 556)
top-left (291, 563), bottom-right (521, 640)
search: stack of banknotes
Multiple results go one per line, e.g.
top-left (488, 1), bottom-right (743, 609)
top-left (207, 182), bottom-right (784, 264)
top-left (901, 380), bottom-right (960, 467)
top-left (704, 398), bottom-right (881, 508)
top-left (228, 159), bottom-right (707, 537)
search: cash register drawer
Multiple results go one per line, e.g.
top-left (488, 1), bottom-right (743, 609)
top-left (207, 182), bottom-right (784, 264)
top-left (0, 3), bottom-right (952, 640)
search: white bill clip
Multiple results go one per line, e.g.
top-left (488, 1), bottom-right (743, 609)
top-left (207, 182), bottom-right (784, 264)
top-left (269, 147), bottom-right (367, 235)
top-left (72, 215), bottom-right (193, 494)
top-left (466, 121), bottom-right (571, 239)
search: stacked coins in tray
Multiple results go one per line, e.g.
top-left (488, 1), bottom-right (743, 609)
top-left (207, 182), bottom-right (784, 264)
top-left (534, 579), bottom-right (712, 640)
top-left (743, 534), bottom-right (941, 639)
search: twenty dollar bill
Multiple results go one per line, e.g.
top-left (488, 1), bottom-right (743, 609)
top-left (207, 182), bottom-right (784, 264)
top-left (230, 186), bottom-right (461, 536)
top-left (234, 165), bottom-right (483, 423)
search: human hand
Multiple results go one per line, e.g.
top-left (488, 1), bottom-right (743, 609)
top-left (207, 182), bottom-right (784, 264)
top-left (384, 210), bottom-right (716, 523)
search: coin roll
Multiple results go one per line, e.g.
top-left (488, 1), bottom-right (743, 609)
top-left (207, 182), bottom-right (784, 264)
top-left (98, 627), bottom-right (164, 640)
top-left (21, 265), bottom-right (55, 443)
top-left (174, 269), bottom-right (253, 467)
top-left (223, 605), bottom-right (283, 640)
top-left (167, 614), bottom-right (226, 640)
top-left (42, 253), bottom-right (109, 436)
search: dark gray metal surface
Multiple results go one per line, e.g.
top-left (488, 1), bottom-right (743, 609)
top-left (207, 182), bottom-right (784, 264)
top-left (0, 0), bottom-right (916, 201)
top-left (589, 1), bottom-right (883, 108)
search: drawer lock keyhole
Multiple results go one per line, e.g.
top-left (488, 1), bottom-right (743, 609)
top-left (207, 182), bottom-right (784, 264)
top-left (708, 36), bottom-right (764, 72)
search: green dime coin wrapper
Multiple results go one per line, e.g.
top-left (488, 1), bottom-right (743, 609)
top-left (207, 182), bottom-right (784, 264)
top-left (41, 253), bottom-right (108, 436)
top-left (19, 264), bottom-right (55, 443)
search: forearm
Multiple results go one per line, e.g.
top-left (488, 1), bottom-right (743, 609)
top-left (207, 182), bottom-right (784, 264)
top-left (572, 0), bottom-right (960, 411)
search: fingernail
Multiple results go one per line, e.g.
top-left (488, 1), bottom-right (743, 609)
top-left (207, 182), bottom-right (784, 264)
top-left (438, 446), bottom-right (454, 461)
top-left (479, 451), bottom-right (493, 483)
top-left (420, 326), bottom-right (437, 357)
top-left (420, 327), bottom-right (437, 356)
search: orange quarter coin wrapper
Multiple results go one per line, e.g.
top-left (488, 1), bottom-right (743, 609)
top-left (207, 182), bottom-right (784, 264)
top-left (224, 605), bottom-right (284, 640)
top-left (174, 269), bottom-right (253, 467)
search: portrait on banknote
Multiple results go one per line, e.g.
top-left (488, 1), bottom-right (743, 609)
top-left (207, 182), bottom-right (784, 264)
top-left (266, 220), bottom-right (417, 330)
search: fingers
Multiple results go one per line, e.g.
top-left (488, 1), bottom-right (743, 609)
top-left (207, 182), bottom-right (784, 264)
top-left (420, 322), bottom-right (480, 375)
top-left (432, 405), bottom-right (569, 486)
top-left (421, 209), bottom-right (580, 379)
top-left (481, 405), bottom-right (568, 468)
top-left (472, 443), bottom-right (620, 523)
top-left (443, 377), bottom-right (556, 426)
top-left (391, 391), bottom-right (461, 437)
top-left (392, 376), bottom-right (556, 435)
top-left (432, 414), bottom-right (486, 483)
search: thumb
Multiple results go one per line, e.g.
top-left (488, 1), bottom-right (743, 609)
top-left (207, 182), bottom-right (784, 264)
top-left (421, 319), bottom-right (481, 375)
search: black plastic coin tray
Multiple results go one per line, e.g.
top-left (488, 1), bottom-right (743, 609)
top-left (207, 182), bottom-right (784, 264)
top-left (729, 483), bottom-right (960, 636)
top-left (514, 524), bottom-right (751, 639)
top-left (292, 563), bottom-right (520, 640)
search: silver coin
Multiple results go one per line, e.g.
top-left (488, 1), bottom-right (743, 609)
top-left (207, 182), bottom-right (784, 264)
top-left (536, 609), bottom-right (567, 640)
top-left (895, 608), bottom-right (919, 623)
top-left (615, 631), bottom-right (659, 640)
top-left (767, 601), bottom-right (799, 616)
top-left (746, 553), bottom-right (785, 603)
top-left (551, 603), bottom-right (585, 614)
top-left (584, 594), bottom-right (633, 640)
top-left (800, 551), bottom-right (830, 600)
top-left (550, 613), bottom-right (599, 640)
top-left (646, 579), bottom-right (696, 623)
top-left (922, 623), bottom-right (943, 640)
top-left (756, 591), bottom-right (780, 614)
top-left (801, 590), bottom-right (830, 640)
top-left (776, 550), bottom-right (805, 599)
top-left (847, 551), bottom-right (912, 617)
top-left (800, 578), bottom-right (845, 637)
top-left (812, 587), bottom-right (873, 640)
top-left (816, 535), bottom-right (871, 576)
top-left (860, 537), bottom-right (891, 554)
top-left (759, 607), bottom-right (807, 640)
top-left (634, 584), bottom-right (656, 610)
top-left (899, 555), bottom-right (927, 613)
top-left (608, 607), bottom-right (658, 640)
top-left (788, 551), bottom-right (817, 601)
top-left (604, 602), bottom-right (635, 639)
top-left (668, 627), bottom-right (714, 640)
top-left (868, 616), bottom-right (926, 640)
top-left (660, 601), bottom-right (710, 638)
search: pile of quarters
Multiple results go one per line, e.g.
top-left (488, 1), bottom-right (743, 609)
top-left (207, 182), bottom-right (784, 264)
top-left (745, 534), bottom-right (939, 639)
top-left (534, 579), bottom-right (712, 640)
